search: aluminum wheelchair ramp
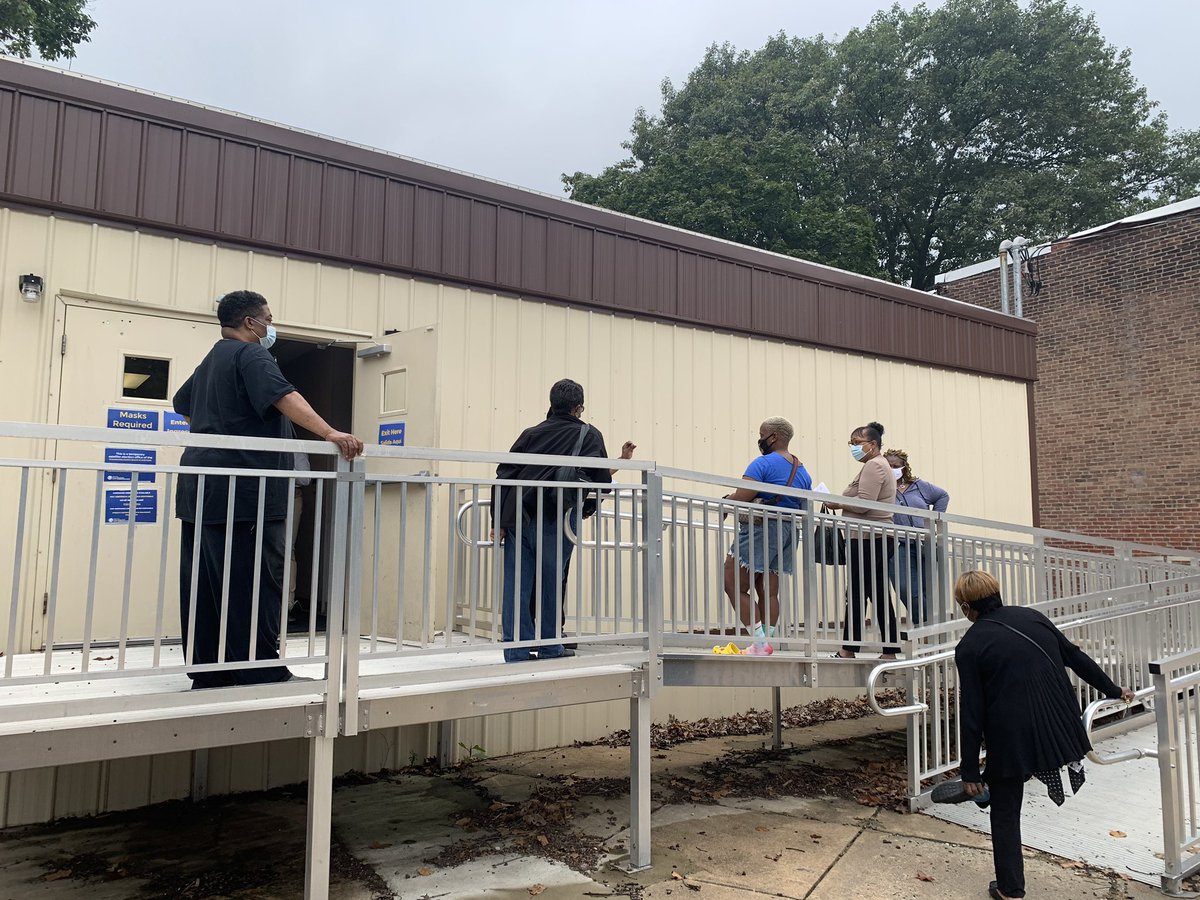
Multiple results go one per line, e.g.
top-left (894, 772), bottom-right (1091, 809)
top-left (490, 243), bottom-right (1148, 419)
top-left (923, 723), bottom-right (1163, 886)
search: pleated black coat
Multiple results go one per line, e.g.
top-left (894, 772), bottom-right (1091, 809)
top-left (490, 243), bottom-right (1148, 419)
top-left (955, 604), bottom-right (1122, 782)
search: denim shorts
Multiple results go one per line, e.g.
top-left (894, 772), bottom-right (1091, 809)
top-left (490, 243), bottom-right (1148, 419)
top-left (729, 521), bottom-right (796, 575)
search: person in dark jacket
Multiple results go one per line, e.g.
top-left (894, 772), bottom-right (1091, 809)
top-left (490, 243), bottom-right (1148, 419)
top-left (953, 570), bottom-right (1134, 900)
top-left (174, 291), bottom-right (362, 688)
top-left (492, 379), bottom-right (612, 663)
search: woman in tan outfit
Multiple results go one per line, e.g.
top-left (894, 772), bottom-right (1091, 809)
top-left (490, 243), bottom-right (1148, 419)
top-left (828, 421), bottom-right (899, 659)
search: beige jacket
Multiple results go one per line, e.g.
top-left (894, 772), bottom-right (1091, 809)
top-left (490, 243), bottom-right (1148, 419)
top-left (841, 455), bottom-right (896, 524)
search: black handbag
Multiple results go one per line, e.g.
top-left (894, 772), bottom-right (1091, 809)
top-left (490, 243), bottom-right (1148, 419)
top-left (814, 506), bottom-right (846, 565)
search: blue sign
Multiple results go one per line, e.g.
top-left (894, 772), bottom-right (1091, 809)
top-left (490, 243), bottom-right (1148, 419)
top-left (104, 489), bottom-right (158, 524)
top-left (163, 412), bottom-right (190, 432)
top-left (378, 421), bottom-right (406, 446)
top-left (104, 447), bottom-right (157, 483)
top-left (106, 407), bottom-right (159, 431)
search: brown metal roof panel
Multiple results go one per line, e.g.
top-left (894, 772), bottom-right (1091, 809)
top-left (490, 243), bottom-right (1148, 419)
top-left (569, 224), bottom-right (592, 303)
top-left (141, 123), bottom-right (182, 223)
top-left (56, 104), bottom-right (101, 208)
top-left (591, 230), bottom-right (616, 307)
top-left (413, 186), bottom-right (443, 273)
top-left (0, 89), bottom-right (12, 187)
top-left (11, 94), bottom-right (58, 200)
top-left (319, 164), bottom-right (355, 258)
top-left (700, 258), bottom-right (752, 331)
top-left (251, 147), bottom-right (289, 243)
top-left (440, 193), bottom-right (470, 278)
top-left (181, 131), bottom-right (220, 232)
top-left (495, 206), bottom-right (522, 287)
top-left (218, 139), bottom-right (256, 237)
top-left (816, 284), bottom-right (844, 346)
top-left (521, 214), bottom-right (547, 294)
top-left (613, 236), bottom-right (640, 310)
top-left (99, 113), bottom-right (142, 216)
top-left (468, 200), bottom-right (496, 282)
top-left (382, 180), bottom-right (414, 268)
top-left (284, 155), bottom-right (322, 249)
top-left (351, 172), bottom-right (386, 263)
top-left (640, 244), bottom-right (677, 317)
top-left (546, 218), bottom-right (572, 299)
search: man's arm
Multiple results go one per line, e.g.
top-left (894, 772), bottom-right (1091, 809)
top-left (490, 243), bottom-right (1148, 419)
top-left (274, 391), bottom-right (362, 461)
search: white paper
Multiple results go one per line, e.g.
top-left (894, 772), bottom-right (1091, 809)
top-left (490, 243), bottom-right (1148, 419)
top-left (812, 481), bottom-right (832, 495)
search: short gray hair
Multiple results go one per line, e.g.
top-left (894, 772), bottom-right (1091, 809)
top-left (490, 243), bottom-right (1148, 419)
top-left (761, 416), bottom-right (794, 440)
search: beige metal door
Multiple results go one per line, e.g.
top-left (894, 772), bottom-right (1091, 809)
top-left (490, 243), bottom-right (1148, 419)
top-left (47, 304), bottom-right (213, 646)
top-left (353, 325), bottom-right (440, 644)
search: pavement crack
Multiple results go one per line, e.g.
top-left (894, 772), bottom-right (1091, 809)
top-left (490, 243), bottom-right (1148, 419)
top-left (801, 806), bottom-right (879, 899)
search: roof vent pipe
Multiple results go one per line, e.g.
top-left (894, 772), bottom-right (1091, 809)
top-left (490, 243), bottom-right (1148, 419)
top-left (1011, 237), bottom-right (1028, 318)
top-left (998, 240), bottom-right (1013, 315)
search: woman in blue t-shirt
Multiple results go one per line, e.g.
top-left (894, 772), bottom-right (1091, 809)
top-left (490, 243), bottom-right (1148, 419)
top-left (721, 417), bottom-right (813, 647)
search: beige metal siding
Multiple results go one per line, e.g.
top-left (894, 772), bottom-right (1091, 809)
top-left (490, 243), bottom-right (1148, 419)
top-left (0, 207), bottom-right (1033, 824)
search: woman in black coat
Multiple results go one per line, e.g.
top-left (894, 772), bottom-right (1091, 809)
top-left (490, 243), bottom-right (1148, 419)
top-left (952, 570), bottom-right (1134, 900)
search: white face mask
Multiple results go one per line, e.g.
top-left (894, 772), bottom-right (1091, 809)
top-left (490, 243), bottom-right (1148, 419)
top-left (892, 467), bottom-right (904, 480)
top-left (251, 317), bottom-right (277, 350)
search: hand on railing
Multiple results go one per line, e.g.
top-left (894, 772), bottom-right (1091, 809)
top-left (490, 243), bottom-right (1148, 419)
top-left (1082, 686), bottom-right (1155, 764)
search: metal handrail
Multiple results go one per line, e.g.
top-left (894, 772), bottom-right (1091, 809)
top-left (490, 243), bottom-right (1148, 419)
top-left (1082, 687), bottom-right (1156, 764)
top-left (866, 650), bottom-right (956, 716)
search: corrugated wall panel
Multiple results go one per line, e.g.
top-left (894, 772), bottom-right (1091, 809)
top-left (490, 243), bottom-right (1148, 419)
top-left (413, 186), bottom-right (443, 272)
top-left (495, 206), bottom-right (522, 287)
top-left (218, 140), bottom-right (256, 236)
top-left (520, 213), bottom-right (547, 294)
top-left (0, 89), bottom-right (12, 184)
top-left (180, 132), bottom-right (220, 232)
top-left (319, 164), bottom-right (356, 258)
top-left (469, 200), bottom-right (496, 282)
top-left (352, 173), bottom-right (386, 262)
top-left (569, 224), bottom-right (592, 303)
top-left (286, 156), bottom-right (323, 250)
top-left (99, 114), bottom-right (142, 216)
top-left (442, 193), bottom-right (471, 279)
top-left (613, 236), bottom-right (639, 309)
top-left (56, 104), bottom-right (102, 208)
top-left (546, 218), bottom-right (572, 299)
top-left (9, 94), bottom-right (57, 200)
top-left (592, 231), bottom-right (616, 306)
top-left (141, 123), bottom-right (182, 223)
top-left (251, 148), bottom-right (289, 244)
top-left (383, 180), bottom-right (414, 268)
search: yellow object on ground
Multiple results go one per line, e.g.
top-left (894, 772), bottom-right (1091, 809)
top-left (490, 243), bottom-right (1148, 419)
top-left (711, 642), bottom-right (744, 655)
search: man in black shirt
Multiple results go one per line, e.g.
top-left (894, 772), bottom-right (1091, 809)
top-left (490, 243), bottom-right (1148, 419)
top-left (492, 380), bottom-right (613, 662)
top-left (174, 290), bottom-right (362, 688)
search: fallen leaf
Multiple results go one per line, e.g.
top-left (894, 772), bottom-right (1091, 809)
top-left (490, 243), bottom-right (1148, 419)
top-left (455, 817), bottom-right (473, 828)
top-left (417, 867), bottom-right (432, 877)
top-left (1109, 830), bottom-right (1127, 839)
top-left (489, 801), bottom-right (510, 811)
top-left (671, 871), bottom-right (684, 880)
top-left (536, 835), bottom-right (549, 847)
top-left (529, 885), bottom-right (545, 896)
top-left (755, 825), bottom-right (770, 832)
top-left (916, 872), bottom-right (935, 882)
top-left (368, 840), bottom-right (392, 850)
top-left (93, 655), bottom-right (113, 661)
top-left (44, 870), bottom-right (71, 881)
top-left (686, 884), bottom-right (701, 893)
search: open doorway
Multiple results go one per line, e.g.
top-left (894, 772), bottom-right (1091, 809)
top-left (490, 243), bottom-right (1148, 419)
top-left (272, 338), bottom-right (354, 633)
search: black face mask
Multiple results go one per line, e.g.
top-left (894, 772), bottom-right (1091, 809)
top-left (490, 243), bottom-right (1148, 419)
top-left (757, 435), bottom-right (774, 456)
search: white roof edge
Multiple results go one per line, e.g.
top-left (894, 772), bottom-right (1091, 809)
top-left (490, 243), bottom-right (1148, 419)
top-left (3, 57), bottom-right (1024, 316)
top-left (936, 194), bottom-right (1200, 285)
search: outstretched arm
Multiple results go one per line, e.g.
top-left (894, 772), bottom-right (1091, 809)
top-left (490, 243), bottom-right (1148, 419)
top-left (274, 391), bottom-right (363, 461)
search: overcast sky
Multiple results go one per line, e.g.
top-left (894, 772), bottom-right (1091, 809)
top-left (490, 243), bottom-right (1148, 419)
top-left (50, 0), bottom-right (1200, 196)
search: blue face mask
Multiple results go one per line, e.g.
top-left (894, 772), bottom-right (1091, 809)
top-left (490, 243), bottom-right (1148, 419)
top-left (850, 444), bottom-right (866, 462)
top-left (251, 317), bottom-right (277, 350)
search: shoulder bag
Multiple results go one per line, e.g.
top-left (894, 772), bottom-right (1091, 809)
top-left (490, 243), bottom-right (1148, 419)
top-left (737, 454), bottom-right (801, 525)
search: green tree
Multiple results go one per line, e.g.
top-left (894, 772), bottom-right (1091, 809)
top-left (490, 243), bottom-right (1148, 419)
top-left (1, 0), bottom-right (96, 61)
top-left (566, 0), bottom-right (1200, 289)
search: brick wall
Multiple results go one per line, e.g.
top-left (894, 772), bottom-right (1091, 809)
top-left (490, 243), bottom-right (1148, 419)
top-left (938, 210), bottom-right (1200, 552)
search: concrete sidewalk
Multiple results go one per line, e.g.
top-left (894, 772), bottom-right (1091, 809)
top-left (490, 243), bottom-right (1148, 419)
top-left (0, 714), bottom-right (1166, 899)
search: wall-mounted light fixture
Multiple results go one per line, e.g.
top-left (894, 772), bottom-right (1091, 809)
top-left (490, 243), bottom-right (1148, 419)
top-left (19, 274), bottom-right (44, 303)
top-left (356, 343), bottom-right (392, 360)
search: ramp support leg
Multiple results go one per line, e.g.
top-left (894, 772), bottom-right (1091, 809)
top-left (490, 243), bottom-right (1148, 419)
top-left (628, 694), bottom-right (652, 870)
top-left (772, 687), bottom-right (783, 750)
top-left (304, 735), bottom-right (336, 900)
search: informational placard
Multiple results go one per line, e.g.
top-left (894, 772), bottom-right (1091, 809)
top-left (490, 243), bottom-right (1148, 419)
top-left (162, 412), bottom-right (190, 432)
top-left (378, 421), bottom-right (406, 446)
top-left (104, 489), bottom-right (158, 524)
top-left (103, 447), bottom-right (157, 483)
top-left (106, 407), bottom-right (159, 431)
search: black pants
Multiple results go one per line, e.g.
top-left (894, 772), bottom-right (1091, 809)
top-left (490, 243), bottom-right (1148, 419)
top-left (842, 535), bottom-right (899, 654)
top-left (179, 519), bottom-right (290, 687)
top-left (988, 776), bottom-right (1026, 898)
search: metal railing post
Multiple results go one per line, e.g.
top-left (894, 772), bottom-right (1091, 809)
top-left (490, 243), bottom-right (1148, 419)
top-left (643, 469), bottom-right (664, 690)
top-left (341, 458), bottom-right (366, 736)
top-left (322, 456), bottom-right (352, 738)
top-left (802, 502), bottom-right (818, 658)
top-left (933, 515), bottom-right (951, 627)
top-left (1154, 663), bottom-right (1184, 895)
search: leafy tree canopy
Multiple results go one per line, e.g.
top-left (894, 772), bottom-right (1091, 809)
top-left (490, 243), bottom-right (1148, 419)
top-left (565, 0), bottom-right (1200, 289)
top-left (1, 0), bottom-right (96, 61)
